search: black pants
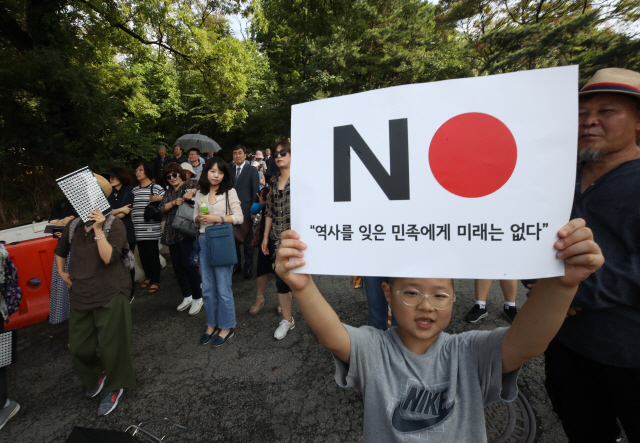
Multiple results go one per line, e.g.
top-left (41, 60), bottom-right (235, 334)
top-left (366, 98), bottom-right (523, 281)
top-left (267, 237), bottom-right (290, 293)
top-left (137, 240), bottom-right (161, 284)
top-left (168, 240), bottom-right (202, 299)
top-left (545, 339), bottom-right (640, 443)
top-left (0, 321), bottom-right (6, 406)
top-left (235, 214), bottom-right (254, 271)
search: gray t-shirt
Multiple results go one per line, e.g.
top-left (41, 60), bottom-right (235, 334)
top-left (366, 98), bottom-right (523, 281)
top-left (334, 325), bottom-right (519, 442)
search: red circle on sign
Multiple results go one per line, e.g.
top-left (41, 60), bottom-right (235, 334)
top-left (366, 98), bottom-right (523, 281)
top-left (429, 113), bottom-right (517, 198)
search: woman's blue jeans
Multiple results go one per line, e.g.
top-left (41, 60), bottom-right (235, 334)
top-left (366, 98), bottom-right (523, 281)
top-left (198, 236), bottom-right (236, 330)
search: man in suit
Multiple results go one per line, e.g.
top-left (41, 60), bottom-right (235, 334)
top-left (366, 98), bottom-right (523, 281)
top-left (231, 145), bottom-right (260, 279)
top-left (263, 148), bottom-right (274, 170)
top-left (264, 146), bottom-right (280, 180)
top-left (153, 145), bottom-right (168, 186)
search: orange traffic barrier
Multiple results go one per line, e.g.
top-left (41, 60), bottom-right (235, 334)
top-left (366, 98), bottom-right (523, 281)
top-left (4, 236), bottom-right (58, 330)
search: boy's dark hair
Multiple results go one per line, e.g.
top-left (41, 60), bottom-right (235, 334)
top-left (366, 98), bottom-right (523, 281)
top-left (386, 278), bottom-right (456, 294)
top-left (189, 147), bottom-right (201, 155)
top-left (232, 144), bottom-right (246, 154)
top-left (199, 157), bottom-right (232, 195)
top-left (134, 161), bottom-right (154, 180)
top-left (163, 162), bottom-right (187, 181)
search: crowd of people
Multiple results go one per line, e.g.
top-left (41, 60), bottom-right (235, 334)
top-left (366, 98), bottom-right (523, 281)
top-left (1, 67), bottom-right (639, 443)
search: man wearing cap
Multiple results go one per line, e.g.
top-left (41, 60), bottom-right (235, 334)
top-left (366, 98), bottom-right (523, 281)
top-left (544, 68), bottom-right (640, 442)
top-left (54, 174), bottom-right (136, 417)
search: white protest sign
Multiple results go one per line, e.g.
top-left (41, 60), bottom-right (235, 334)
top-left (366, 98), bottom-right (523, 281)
top-left (290, 66), bottom-right (578, 279)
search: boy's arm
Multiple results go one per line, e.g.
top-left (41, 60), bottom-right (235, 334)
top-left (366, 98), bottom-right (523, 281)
top-left (275, 230), bottom-right (352, 364)
top-left (501, 218), bottom-right (603, 374)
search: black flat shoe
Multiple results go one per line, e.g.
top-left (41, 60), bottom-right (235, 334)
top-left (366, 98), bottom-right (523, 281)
top-left (199, 328), bottom-right (220, 345)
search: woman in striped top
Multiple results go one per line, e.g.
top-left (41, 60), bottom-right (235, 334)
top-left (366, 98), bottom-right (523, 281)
top-left (132, 162), bottom-right (165, 294)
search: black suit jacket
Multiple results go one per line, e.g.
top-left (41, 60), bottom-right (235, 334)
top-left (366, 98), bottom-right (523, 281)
top-left (264, 155), bottom-right (275, 170)
top-left (265, 159), bottom-right (280, 180)
top-left (232, 161), bottom-right (260, 216)
top-left (154, 156), bottom-right (168, 185)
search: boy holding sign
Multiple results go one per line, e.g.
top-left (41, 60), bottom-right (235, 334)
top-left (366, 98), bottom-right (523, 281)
top-left (274, 220), bottom-right (603, 441)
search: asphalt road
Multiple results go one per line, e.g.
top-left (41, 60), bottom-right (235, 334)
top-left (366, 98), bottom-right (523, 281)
top-left (1, 262), bottom-right (606, 442)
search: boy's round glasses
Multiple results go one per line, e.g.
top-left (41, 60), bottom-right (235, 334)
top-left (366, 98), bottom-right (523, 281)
top-left (390, 285), bottom-right (455, 310)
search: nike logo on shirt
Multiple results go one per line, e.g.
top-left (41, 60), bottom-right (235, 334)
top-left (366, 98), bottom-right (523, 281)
top-left (391, 387), bottom-right (455, 433)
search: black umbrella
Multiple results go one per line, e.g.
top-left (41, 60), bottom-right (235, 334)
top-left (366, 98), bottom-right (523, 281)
top-left (174, 134), bottom-right (222, 153)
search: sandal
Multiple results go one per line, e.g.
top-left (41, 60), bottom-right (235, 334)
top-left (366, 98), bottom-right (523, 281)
top-left (148, 283), bottom-right (159, 294)
top-left (140, 279), bottom-right (151, 289)
top-left (249, 296), bottom-right (265, 315)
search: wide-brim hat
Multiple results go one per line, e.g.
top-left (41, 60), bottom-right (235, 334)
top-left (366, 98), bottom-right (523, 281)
top-left (580, 68), bottom-right (640, 100)
top-left (103, 170), bottom-right (120, 179)
top-left (180, 163), bottom-right (195, 175)
top-left (93, 173), bottom-right (112, 198)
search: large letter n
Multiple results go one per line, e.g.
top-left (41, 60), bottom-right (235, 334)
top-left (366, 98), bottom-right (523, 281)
top-left (333, 119), bottom-right (410, 202)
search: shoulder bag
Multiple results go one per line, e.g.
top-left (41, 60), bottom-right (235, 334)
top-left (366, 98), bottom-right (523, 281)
top-left (227, 192), bottom-right (252, 245)
top-left (171, 200), bottom-right (198, 238)
top-left (205, 192), bottom-right (238, 266)
top-left (143, 185), bottom-right (163, 222)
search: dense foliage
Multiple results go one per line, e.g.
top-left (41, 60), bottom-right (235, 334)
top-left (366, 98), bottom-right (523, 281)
top-left (0, 0), bottom-right (638, 224)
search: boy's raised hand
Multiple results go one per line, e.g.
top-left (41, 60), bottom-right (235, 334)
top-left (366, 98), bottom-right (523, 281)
top-left (275, 230), bottom-right (312, 292)
top-left (502, 219), bottom-right (603, 373)
top-left (554, 218), bottom-right (604, 288)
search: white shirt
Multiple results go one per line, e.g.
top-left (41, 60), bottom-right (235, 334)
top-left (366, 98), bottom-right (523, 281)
top-left (235, 161), bottom-right (246, 178)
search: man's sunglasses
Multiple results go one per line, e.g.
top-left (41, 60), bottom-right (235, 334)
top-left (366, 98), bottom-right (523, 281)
top-left (166, 173), bottom-right (179, 180)
top-left (274, 149), bottom-right (289, 158)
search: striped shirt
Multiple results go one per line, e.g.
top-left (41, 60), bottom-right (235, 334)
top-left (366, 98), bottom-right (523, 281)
top-left (132, 183), bottom-right (165, 241)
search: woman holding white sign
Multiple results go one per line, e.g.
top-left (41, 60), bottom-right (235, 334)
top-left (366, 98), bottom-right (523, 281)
top-left (261, 140), bottom-right (294, 340)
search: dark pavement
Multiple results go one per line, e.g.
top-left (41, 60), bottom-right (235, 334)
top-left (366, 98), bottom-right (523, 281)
top-left (2, 259), bottom-right (612, 442)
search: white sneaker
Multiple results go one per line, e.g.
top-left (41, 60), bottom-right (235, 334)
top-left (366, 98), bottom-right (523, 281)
top-left (0, 399), bottom-right (20, 430)
top-left (274, 318), bottom-right (295, 340)
top-left (189, 298), bottom-right (203, 315)
top-left (177, 298), bottom-right (192, 312)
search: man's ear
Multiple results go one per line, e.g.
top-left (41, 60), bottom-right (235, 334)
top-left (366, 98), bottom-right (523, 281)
top-left (382, 282), bottom-right (392, 303)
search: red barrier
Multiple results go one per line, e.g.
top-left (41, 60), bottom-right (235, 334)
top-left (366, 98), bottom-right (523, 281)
top-left (5, 236), bottom-right (58, 330)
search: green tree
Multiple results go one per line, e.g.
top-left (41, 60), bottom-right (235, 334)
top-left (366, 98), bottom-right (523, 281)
top-left (244, 0), bottom-right (471, 148)
top-left (436, 0), bottom-right (640, 81)
top-left (0, 0), bottom-right (265, 224)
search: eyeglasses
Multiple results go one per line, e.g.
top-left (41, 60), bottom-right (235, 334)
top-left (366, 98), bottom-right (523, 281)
top-left (274, 149), bottom-right (289, 158)
top-left (390, 285), bottom-right (455, 310)
top-left (166, 173), bottom-right (179, 180)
